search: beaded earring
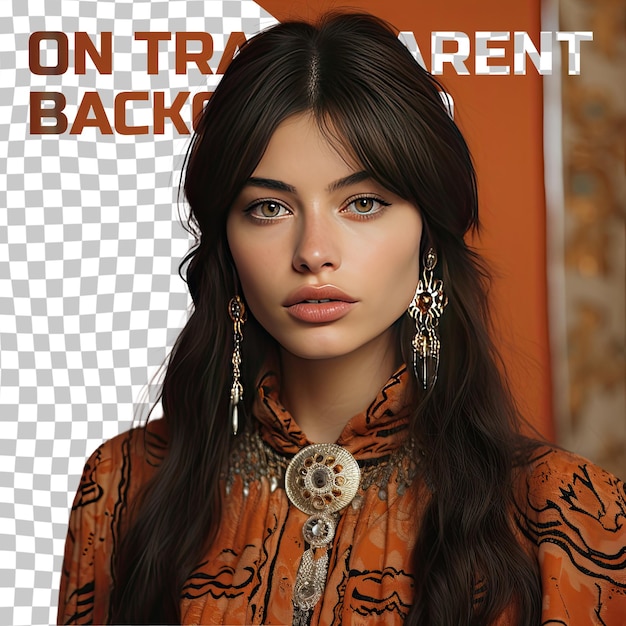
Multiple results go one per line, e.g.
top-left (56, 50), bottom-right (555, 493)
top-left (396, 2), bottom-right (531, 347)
top-left (228, 295), bottom-right (246, 435)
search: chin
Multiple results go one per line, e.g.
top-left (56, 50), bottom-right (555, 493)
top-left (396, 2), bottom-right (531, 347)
top-left (279, 344), bottom-right (352, 361)
top-left (289, 352), bottom-right (343, 362)
top-left (273, 332), bottom-right (354, 361)
top-left (280, 333), bottom-right (385, 363)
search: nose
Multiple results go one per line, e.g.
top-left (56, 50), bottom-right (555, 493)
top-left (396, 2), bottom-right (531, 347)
top-left (292, 211), bottom-right (340, 274)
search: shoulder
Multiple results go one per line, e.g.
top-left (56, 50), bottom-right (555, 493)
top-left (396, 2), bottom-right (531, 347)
top-left (57, 419), bottom-right (169, 624)
top-left (84, 417), bottom-right (168, 479)
top-left (516, 446), bottom-right (625, 531)
top-left (514, 446), bottom-right (626, 625)
top-left (68, 418), bottom-right (169, 541)
top-left (76, 418), bottom-right (168, 503)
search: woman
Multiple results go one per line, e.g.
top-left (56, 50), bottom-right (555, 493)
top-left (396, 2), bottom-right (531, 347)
top-left (57, 12), bottom-right (625, 626)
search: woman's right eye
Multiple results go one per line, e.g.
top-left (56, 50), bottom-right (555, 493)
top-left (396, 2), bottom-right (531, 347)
top-left (246, 200), bottom-right (290, 220)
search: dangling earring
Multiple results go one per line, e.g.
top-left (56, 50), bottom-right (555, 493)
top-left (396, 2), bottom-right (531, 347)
top-left (228, 295), bottom-right (246, 435)
top-left (407, 248), bottom-right (448, 390)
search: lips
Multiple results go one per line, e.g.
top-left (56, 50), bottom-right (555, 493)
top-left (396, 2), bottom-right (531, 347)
top-left (283, 285), bottom-right (357, 323)
top-left (283, 285), bottom-right (357, 307)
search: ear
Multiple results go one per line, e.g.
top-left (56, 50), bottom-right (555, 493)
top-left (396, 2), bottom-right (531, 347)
top-left (219, 230), bottom-right (240, 291)
top-left (418, 221), bottom-right (434, 263)
top-left (229, 261), bottom-right (243, 297)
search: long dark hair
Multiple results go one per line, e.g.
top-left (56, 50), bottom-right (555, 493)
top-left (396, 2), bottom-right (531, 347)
top-left (109, 12), bottom-right (541, 624)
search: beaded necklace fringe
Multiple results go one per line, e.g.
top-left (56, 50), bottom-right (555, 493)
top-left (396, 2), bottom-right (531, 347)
top-left (224, 428), bottom-right (421, 505)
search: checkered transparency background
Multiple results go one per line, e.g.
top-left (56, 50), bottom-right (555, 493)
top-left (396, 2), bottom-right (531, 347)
top-left (0, 1), bottom-right (277, 623)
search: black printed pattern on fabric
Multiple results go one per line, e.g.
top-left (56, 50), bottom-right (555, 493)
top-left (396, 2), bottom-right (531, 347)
top-left (515, 450), bottom-right (626, 588)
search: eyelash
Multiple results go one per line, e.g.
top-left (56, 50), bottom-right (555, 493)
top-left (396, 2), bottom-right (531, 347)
top-left (342, 194), bottom-right (391, 220)
top-left (243, 194), bottom-right (391, 222)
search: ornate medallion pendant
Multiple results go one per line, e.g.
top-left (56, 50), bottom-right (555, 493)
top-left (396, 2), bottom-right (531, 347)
top-left (284, 443), bottom-right (361, 624)
top-left (223, 430), bottom-right (423, 623)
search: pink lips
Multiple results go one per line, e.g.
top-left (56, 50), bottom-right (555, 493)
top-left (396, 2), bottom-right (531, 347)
top-left (283, 285), bottom-right (357, 323)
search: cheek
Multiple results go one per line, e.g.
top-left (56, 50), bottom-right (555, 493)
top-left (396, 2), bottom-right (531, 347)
top-left (387, 249), bottom-right (421, 311)
top-left (227, 221), bottom-right (254, 295)
top-left (367, 218), bottom-right (422, 298)
top-left (227, 226), bottom-right (278, 313)
top-left (229, 247), bottom-right (262, 301)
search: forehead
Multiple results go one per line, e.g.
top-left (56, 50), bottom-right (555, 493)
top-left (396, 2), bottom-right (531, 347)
top-left (252, 113), bottom-right (361, 182)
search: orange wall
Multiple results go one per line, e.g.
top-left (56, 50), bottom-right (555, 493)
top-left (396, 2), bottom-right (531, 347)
top-left (258, 0), bottom-right (553, 438)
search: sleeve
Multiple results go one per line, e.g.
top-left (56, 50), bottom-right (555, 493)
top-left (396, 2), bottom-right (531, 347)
top-left (516, 448), bottom-right (626, 626)
top-left (57, 440), bottom-right (122, 625)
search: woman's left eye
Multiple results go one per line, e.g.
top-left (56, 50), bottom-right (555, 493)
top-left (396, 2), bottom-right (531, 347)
top-left (344, 196), bottom-right (390, 216)
top-left (246, 200), bottom-right (290, 220)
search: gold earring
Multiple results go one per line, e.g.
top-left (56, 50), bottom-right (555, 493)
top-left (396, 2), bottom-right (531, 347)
top-left (407, 249), bottom-right (447, 390)
top-left (228, 295), bottom-right (246, 435)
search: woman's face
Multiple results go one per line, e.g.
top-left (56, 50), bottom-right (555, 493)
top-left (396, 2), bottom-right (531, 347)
top-left (227, 113), bottom-right (422, 363)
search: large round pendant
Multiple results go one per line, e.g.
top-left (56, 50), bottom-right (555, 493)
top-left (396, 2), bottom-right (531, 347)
top-left (285, 443), bottom-right (360, 515)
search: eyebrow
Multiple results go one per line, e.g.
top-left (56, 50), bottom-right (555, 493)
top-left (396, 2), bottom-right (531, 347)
top-left (245, 170), bottom-right (371, 194)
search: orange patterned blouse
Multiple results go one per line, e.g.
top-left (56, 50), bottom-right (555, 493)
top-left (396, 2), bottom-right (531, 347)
top-left (58, 366), bottom-right (626, 625)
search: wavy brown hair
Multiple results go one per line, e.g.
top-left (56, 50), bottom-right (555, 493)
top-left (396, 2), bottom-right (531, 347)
top-left (109, 12), bottom-right (542, 624)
